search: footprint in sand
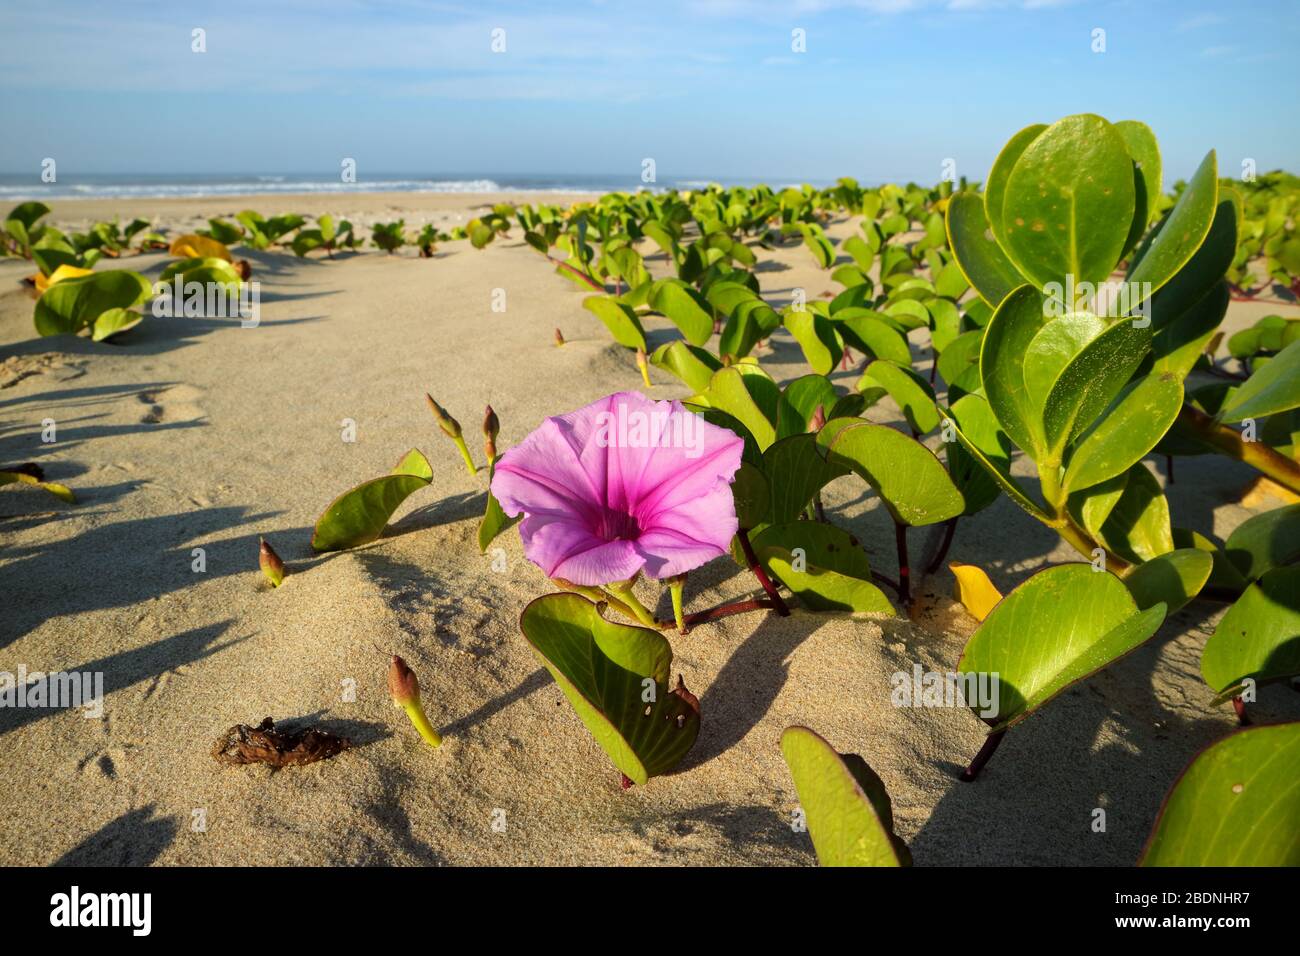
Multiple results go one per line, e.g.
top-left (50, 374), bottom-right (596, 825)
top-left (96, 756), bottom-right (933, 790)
top-left (138, 384), bottom-right (205, 424)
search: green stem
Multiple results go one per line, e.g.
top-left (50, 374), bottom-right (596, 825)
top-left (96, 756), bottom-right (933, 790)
top-left (669, 576), bottom-right (687, 634)
top-left (1180, 404), bottom-right (1300, 495)
top-left (603, 578), bottom-right (659, 628)
top-left (452, 435), bottom-right (478, 475)
top-left (402, 700), bottom-right (443, 748)
top-left (551, 579), bottom-right (642, 623)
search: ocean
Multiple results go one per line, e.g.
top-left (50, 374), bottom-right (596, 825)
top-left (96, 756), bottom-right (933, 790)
top-left (0, 172), bottom-right (822, 201)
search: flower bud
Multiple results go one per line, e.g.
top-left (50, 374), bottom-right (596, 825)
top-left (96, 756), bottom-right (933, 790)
top-left (483, 405), bottom-right (500, 465)
top-left (259, 536), bottom-right (285, 587)
top-left (387, 654), bottom-right (420, 707)
top-left (387, 655), bottom-right (442, 749)
top-left (808, 404), bottom-right (826, 433)
top-left (635, 347), bottom-right (651, 388)
top-left (425, 393), bottom-right (463, 439)
top-left (554, 327), bottom-right (566, 347)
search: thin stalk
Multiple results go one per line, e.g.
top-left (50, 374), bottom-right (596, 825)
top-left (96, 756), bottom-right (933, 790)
top-left (680, 598), bottom-right (774, 629)
top-left (894, 520), bottom-right (911, 605)
top-left (924, 517), bottom-right (958, 575)
top-left (451, 435), bottom-right (478, 476)
top-left (669, 576), bottom-right (687, 634)
top-left (603, 579), bottom-right (659, 628)
top-left (551, 579), bottom-right (643, 622)
top-left (960, 728), bottom-right (1006, 782)
top-left (551, 257), bottom-right (604, 291)
top-left (1179, 404), bottom-right (1300, 495)
top-left (738, 528), bottom-right (790, 616)
top-left (872, 570), bottom-right (902, 596)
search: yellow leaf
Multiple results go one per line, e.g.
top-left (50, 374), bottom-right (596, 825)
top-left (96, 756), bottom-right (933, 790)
top-left (1239, 475), bottom-right (1300, 507)
top-left (168, 234), bottom-right (232, 261)
top-left (33, 264), bottom-right (94, 294)
top-left (950, 562), bottom-right (1003, 622)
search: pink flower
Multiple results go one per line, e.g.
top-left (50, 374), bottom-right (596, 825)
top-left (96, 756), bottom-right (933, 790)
top-left (491, 392), bottom-right (744, 586)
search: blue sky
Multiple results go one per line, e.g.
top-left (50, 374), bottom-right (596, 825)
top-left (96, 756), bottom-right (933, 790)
top-left (0, 0), bottom-right (1295, 185)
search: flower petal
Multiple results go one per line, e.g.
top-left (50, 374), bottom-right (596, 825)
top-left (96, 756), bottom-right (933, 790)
top-left (517, 514), bottom-right (645, 585)
top-left (636, 483), bottom-right (740, 578)
top-left (491, 417), bottom-right (603, 520)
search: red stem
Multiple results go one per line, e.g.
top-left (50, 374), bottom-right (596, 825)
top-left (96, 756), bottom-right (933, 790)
top-left (960, 728), bottom-right (1006, 782)
top-left (680, 598), bottom-right (774, 629)
top-left (894, 520), bottom-right (911, 606)
top-left (738, 528), bottom-right (790, 616)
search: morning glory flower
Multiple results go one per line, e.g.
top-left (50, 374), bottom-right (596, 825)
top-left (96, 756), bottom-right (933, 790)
top-left (491, 391), bottom-right (744, 586)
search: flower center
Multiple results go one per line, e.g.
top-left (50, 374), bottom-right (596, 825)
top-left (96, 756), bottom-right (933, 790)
top-left (593, 507), bottom-right (641, 542)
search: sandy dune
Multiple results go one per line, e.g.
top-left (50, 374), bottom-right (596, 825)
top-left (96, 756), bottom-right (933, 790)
top-left (2, 193), bottom-right (1297, 866)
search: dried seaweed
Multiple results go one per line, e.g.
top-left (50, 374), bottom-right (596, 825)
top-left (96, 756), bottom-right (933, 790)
top-left (212, 717), bottom-right (351, 768)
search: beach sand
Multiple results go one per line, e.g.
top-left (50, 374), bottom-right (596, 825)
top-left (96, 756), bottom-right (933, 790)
top-left (2, 193), bottom-right (1298, 866)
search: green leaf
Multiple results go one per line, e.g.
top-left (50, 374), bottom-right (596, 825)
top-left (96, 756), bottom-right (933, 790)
top-left (730, 461), bottom-right (770, 529)
top-left (1039, 316), bottom-right (1153, 457)
top-left (785, 309), bottom-right (843, 375)
top-left (6, 200), bottom-right (50, 231)
top-left (1151, 281), bottom-right (1229, 380)
top-left (775, 374), bottom-right (838, 440)
top-left (1173, 526), bottom-right (1249, 592)
top-left (1114, 119), bottom-right (1162, 255)
top-left (1061, 372), bottom-right (1183, 493)
top-left (90, 307), bottom-right (143, 342)
top-left (1073, 463), bottom-right (1173, 564)
top-left (985, 123), bottom-right (1047, 251)
top-left (826, 422), bottom-right (964, 526)
top-left (768, 557), bottom-right (893, 614)
top-left (1000, 114), bottom-right (1136, 290)
top-left (310, 449), bottom-right (433, 552)
top-left (945, 393), bottom-right (1013, 516)
top-left (780, 726), bottom-right (910, 867)
top-left (1218, 337), bottom-right (1300, 423)
top-left (1223, 503), bottom-right (1300, 582)
top-left (33, 269), bottom-right (152, 336)
top-left (857, 360), bottom-right (939, 434)
top-left (1140, 722), bottom-right (1300, 866)
top-left (936, 329), bottom-right (983, 389)
top-left (945, 192), bottom-right (1024, 308)
top-left (762, 433), bottom-right (848, 524)
top-left (1201, 567), bottom-right (1300, 695)
top-left (927, 297), bottom-right (962, 352)
top-left (519, 593), bottom-right (700, 785)
top-left (1148, 196), bottom-right (1236, 342)
top-left (478, 466), bottom-right (520, 553)
top-left (158, 256), bottom-right (243, 287)
top-left (1123, 548), bottom-right (1212, 613)
top-left (719, 299), bottom-right (779, 360)
top-left (698, 367), bottom-right (777, 450)
top-left (1022, 312), bottom-right (1108, 415)
top-left (833, 311), bottom-right (912, 366)
top-left (752, 521), bottom-right (869, 579)
top-left (648, 279), bottom-right (713, 346)
top-left (980, 284), bottom-right (1051, 458)
top-left (1127, 150), bottom-right (1219, 302)
top-left (582, 295), bottom-right (646, 351)
top-left (650, 341), bottom-right (720, 393)
top-left (958, 564), bottom-right (1166, 731)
